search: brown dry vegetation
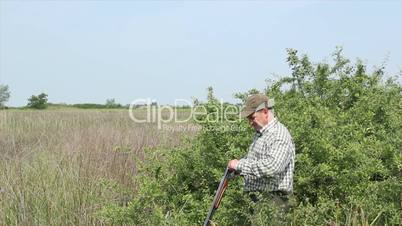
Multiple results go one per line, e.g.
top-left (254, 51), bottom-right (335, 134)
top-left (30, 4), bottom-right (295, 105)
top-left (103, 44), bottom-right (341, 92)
top-left (0, 109), bottom-right (195, 225)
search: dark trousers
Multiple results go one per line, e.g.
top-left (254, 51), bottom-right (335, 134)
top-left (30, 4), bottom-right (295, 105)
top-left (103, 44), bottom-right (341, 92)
top-left (248, 191), bottom-right (290, 210)
top-left (246, 191), bottom-right (291, 225)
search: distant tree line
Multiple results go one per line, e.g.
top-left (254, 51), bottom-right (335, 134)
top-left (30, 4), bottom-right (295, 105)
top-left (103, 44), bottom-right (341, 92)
top-left (0, 87), bottom-right (201, 110)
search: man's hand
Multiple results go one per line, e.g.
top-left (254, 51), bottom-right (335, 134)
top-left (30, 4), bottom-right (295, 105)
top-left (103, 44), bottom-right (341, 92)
top-left (228, 159), bottom-right (239, 171)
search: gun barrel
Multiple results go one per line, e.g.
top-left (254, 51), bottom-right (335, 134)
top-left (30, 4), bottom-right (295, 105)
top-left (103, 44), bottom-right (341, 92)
top-left (203, 167), bottom-right (231, 226)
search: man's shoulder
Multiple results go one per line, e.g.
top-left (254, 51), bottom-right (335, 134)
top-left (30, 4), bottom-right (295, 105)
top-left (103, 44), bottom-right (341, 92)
top-left (277, 121), bottom-right (291, 133)
top-left (270, 120), bottom-right (293, 140)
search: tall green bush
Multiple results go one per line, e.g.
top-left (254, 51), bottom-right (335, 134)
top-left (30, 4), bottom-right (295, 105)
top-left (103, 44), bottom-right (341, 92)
top-left (267, 47), bottom-right (401, 225)
top-left (0, 84), bottom-right (11, 108)
top-left (100, 48), bottom-right (401, 225)
top-left (27, 93), bottom-right (48, 109)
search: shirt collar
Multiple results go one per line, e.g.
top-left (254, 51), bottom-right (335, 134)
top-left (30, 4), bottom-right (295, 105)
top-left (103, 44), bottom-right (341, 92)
top-left (257, 117), bottom-right (278, 135)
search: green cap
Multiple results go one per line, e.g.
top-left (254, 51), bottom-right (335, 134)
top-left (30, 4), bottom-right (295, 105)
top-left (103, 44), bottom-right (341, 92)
top-left (240, 94), bottom-right (273, 118)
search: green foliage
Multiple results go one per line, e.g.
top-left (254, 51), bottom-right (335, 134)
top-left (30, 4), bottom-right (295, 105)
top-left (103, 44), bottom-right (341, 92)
top-left (100, 48), bottom-right (401, 225)
top-left (105, 98), bottom-right (122, 108)
top-left (27, 93), bottom-right (48, 109)
top-left (267, 47), bottom-right (401, 225)
top-left (71, 100), bottom-right (125, 109)
top-left (99, 87), bottom-right (254, 225)
top-left (0, 84), bottom-right (11, 108)
top-left (72, 103), bottom-right (108, 109)
top-left (234, 88), bottom-right (261, 103)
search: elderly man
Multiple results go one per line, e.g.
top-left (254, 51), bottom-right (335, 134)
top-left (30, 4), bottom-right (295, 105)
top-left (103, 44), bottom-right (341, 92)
top-left (228, 94), bottom-right (295, 210)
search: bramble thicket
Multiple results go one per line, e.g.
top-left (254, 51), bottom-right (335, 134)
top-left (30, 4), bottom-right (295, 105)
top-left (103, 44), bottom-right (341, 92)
top-left (100, 48), bottom-right (401, 225)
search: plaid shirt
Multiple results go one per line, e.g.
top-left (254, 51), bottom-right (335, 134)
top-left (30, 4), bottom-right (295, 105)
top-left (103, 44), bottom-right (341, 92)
top-left (236, 118), bottom-right (295, 193)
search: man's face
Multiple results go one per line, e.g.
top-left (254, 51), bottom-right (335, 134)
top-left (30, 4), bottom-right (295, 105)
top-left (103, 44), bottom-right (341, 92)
top-left (247, 108), bottom-right (269, 131)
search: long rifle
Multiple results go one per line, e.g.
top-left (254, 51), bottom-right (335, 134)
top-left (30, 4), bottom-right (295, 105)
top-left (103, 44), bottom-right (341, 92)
top-left (203, 167), bottom-right (233, 226)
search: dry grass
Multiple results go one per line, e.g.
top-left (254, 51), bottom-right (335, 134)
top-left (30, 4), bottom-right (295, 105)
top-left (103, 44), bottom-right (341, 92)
top-left (0, 109), bottom-right (195, 225)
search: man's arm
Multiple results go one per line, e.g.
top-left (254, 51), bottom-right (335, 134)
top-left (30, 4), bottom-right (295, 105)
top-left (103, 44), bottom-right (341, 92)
top-left (235, 138), bottom-right (292, 178)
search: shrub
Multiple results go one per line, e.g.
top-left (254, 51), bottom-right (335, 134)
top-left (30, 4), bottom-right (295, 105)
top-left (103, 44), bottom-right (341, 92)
top-left (0, 84), bottom-right (11, 108)
top-left (105, 98), bottom-right (122, 108)
top-left (100, 48), bottom-right (401, 225)
top-left (27, 93), bottom-right (48, 109)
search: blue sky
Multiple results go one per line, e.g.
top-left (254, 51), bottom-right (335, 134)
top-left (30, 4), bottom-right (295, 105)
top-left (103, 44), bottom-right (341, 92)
top-left (0, 1), bottom-right (401, 107)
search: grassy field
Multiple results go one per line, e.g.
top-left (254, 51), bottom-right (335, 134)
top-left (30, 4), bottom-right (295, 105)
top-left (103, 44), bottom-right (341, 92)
top-left (0, 109), bottom-right (194, 225)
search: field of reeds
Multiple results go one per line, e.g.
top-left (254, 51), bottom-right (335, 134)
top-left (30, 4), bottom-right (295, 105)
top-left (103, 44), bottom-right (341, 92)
top-left (0, 109), bottom-right (194, 225)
